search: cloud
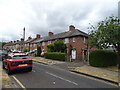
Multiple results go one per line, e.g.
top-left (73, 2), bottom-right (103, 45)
top-left (0, 0), bottom-right (119, 42)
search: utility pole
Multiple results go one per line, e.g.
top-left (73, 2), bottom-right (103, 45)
top-left (23, 27), bottom-right (25, 41)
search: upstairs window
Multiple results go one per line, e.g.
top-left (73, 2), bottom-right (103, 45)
top-left (64, 38), bottom-right (69, 44)
top-left (73, 37), bottom-right (75, 42)
top-left (42, 42), bottom-right (45, 46)
top-left (48, 41), bottom-right (51, 44)
top-left (83, 37), bottom-right (86, 43)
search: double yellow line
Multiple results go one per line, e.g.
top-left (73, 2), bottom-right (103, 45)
top-left (12, 76), bottom-right (27, 90)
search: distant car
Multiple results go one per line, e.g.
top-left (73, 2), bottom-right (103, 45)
top-left (0, 50), bottom-right (8, 61)
top-left (12, 50), bottom-right (21, 53)
top-left (2, 53), bottom-right (33, 74)
top-left (41, 51), bottom-right (46, 57)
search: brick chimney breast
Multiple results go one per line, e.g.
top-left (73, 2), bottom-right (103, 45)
top-left (36, 34), bottom-right (40, 38)
top-left (48, 32), bottom-right (54, 36)
top-left (69, 25), bottom-right (75, 31)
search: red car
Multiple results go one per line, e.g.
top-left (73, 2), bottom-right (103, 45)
top-left (2, 53), bottom-right (32, 74)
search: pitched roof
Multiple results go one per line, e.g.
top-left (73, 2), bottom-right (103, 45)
top-left (32, 29), bottom-right (88, 43)
top-left (24, 38), bottom-right (38, 44)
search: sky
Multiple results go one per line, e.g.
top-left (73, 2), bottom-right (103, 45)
top-left (0, 0), bottom-right (119, 42)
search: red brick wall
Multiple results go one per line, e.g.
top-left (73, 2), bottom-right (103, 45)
top-left (39, 36), bottom-right (88, 61)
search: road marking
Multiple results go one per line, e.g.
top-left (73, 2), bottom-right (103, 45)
top-left (46, 72), bottom-right (78, 85)
top-left (12, 76), bottom-right (26, 90)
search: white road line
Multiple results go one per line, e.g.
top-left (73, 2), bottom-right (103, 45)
top-left (46, 72), bottom-right (78, 86)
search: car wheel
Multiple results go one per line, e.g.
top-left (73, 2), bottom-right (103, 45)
top-left (7, 66), bottom-right (12, 75)
top-left (27, 67), bottom-right (32, 72)
top-left (2, 63), bottom-right (5, 69)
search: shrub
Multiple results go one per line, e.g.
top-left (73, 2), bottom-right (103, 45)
top-left (45, 52), bottom-right (66, 61)
top-left (37, 46), bottom-right (41, 56)
top-left (54, 41), bottom-right (66, 52)
top-left (89, 50), bottom-right (117, 67)
top-left (23, 48), bottom-right (28, 52)
top-left (47, 44), bottom-right (54, 52)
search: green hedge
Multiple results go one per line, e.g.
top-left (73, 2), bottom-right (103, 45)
top-left (37, 46), bottom-right (41, 56)
top-left (45, 52), bottom-right (66, 61)
top-left (89, 50), bottom-right (117, 67)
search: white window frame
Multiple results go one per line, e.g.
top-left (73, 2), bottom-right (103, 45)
top-left (64, 38), bottom-right (69, 44)
top-left (48, 41), bottom-right (51, 44)
top-left (83, 37), bottom-right (86, 43)
top-left (42, 42), bottom-right (45, 46)
top-left (73, 37), bottom-right (75, 42)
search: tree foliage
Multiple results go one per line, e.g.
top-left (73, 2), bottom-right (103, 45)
top-left (2, 42), bottom-right (6, 49)
top-left (47, 44), bottom-right (54, 52)
top-left (37, 46), bottom-right (41, 56)
top-left (54, 41), bottom-right (66, 52)
top-left (88, 16), bottom-right (120, 49)
top-left (88, 16), bottom-right (120, 65)
top-left (47, 40), bottom-right (66, 52)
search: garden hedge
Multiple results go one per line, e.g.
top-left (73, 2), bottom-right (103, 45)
top-left (37, 46), bottom-right (41, 56)
top-left (89, 50), bottom-right (117, 67)
top-left (45, 52), bottom-right (66, 61)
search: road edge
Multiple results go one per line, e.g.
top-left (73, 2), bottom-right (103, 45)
top-left (70, 70), bottom-right (118, 85)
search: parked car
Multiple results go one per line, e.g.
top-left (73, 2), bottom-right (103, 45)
top-left (2, 53), bottom-right (33, 74)
top-left (41, 51), bottom-right (46, 57)
top-left (0, 50), bottom-right (8, 61)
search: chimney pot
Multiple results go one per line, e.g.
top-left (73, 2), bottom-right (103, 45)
top-left (48, 32), bottom-right (54, 36)
top-left (36, 34), bottom-right (40, 38)
top-left (28, 36), bottom-right (32, 40)
top-left (69, 25), bottom-right (75, 31)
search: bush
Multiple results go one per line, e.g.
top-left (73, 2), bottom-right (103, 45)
top-left (47, 44), bottom-right (54, 52)
top-left (23, 48), bottom-right (28, 52)
top-left (37, 46), bottom-right (41, 56)
top-left (45, 52), bottom-right (66, 61)
top-left (89, 50), bottom-right (117, 67)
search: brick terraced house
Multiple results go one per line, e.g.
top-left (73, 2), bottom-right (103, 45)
top-left (4, 25), bottom-right (88, 61)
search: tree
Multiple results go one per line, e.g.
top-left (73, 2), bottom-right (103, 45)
top-left (23, 48), bottom-right (28, 52)
top-left (2, 42), bottom-right (6, 49)
top-left (47, 44), bottom-right (54, 52)
top-left (54, 40), bottom-right (66, 52)
top-left (47, 40), bottom-right (66, 52)
top-left (88, 16), bottom-right (120, 65)
top-left (37, 46), bottom-right (41, 56)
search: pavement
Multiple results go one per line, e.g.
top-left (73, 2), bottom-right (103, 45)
top-left (31, 56), bottom-right (119, 85)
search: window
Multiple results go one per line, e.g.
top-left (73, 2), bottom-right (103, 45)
top-left (73, 37), bottom-right (75, 42)
top-left (64, 38), bottom-right (69, 44)
top-left (48, 41), bottom-right (51, 44)
top-left (33, 44), bottom-right (36, 47)
top-left (27, 43), bottom-right (29, 46)
top-left (83, 37), bottom-right (86, 43)
top-left (42, 42), bottom-right (45, 46)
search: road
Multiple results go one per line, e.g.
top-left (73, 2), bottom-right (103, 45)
top-left (9, 61), bottom-right (117, 88)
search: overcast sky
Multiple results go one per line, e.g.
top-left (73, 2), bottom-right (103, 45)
top-left (0, 0), bottom-right (119, 42)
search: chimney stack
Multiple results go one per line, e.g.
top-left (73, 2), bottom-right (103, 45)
top-left (17, 40), bottom-right (19, 42)
top-left (28, 36), bottom-right (32, 40)
top-left (36, 34), bottom-right (40, 38)
top-left (69, 25), bottom-right (75, 31)
top-left (48, 32), bottom-right (54, 36)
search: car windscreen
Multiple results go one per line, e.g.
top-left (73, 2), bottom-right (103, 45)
top-left (1, 51), bottom-right (8, 55)
top-left (13, 55), bottom-right (29, 59)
